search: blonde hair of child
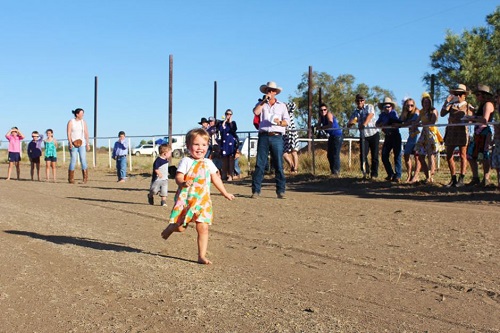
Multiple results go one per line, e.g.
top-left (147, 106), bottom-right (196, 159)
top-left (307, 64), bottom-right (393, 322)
top-left (158, 144), bottom-right (172, 155)
top-left (186, 128), bottom-right (210, 147)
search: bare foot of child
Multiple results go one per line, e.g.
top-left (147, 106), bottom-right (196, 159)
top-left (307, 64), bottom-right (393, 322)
top-left (198, 257), bottom-right (212, 265)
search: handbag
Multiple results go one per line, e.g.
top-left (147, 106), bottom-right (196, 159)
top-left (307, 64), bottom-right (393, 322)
top-left (73, 139), bottom-right (83, 148)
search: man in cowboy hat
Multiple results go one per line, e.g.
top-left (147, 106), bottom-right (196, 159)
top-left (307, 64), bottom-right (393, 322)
top-left (376, 97), bottom-right (403, 182)
top-left (441, 83), bottom-right (474, 187)
top-left (347, 94), bottom-right (380, 179)
top-left (466, 84), bottom-right (495, 186)
top-left (251, 81), bottom-right (290, 199)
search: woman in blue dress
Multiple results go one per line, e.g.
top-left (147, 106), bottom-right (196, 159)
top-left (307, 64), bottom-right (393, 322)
top-left (218, 109), bottom-right (238, 181)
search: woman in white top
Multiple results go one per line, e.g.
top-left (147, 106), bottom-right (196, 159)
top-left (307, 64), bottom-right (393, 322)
top-left (66, 108), bottom-right (90, 184)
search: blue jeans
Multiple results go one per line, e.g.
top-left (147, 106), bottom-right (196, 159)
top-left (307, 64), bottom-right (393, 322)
top-left (252, 134), bottom-right (285, 194)
top-left (69, 145), bottom-right (88, 171)
top-left (116, 156), bottom-right (127, 180)
top-left (361, 132), bottom-right (380, 177)
top-left (327, 135), bottom-right (343, 174)
top-left (382, 132), bottom-right (402, 179)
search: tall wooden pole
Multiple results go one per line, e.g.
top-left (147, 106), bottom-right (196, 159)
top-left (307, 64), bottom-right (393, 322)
top-left (93, 76), bottom-right (98, 167)
top-left (168, 55), bottom-right (173, 142)
top-left (430, 74), bottom-right (436, 103)
top-left (308, 66), bottom-right (313, 153)
top-left (213, 81), bottom-right (217, 119)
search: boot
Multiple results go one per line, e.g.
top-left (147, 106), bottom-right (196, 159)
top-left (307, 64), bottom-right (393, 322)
top-left (445, 175), bottom-right (457, 188)
top-left (455, 174), bottom-right (465, 188)
top-left (82, 170), bottom-right (88, 184)
top-left (467, 177), bottom-right (480, 186)
top-left (68, 170), bottom-right (75, 184)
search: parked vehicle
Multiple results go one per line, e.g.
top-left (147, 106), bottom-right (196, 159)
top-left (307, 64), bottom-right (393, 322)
top-left (154, 135), bottom-right (187, 158)
top-left (239, 137), bottom-right (258, 158)
top-left (132, 144), bottom-right (157, 156)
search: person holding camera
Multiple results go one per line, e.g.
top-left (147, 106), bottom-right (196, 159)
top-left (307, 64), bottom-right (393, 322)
top-left (316, 103), bottom-right (343, 176)
top-left (251, 81), bottom-right (290, 199)
top-left (67, 108), bottom-right (90, 184)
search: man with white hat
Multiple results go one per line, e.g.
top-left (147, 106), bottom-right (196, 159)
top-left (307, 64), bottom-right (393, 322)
top-left (251, 81), bottom-right (290, 199)
top-left (441, 83), bottom-right (474, 187)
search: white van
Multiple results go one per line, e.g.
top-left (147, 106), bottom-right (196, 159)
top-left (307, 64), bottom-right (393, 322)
top-left (239, 137), bottom-right (258, 158)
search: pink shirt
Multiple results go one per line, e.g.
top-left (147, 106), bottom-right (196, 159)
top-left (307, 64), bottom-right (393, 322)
top-left (5, 134), bottom-right (25, 153)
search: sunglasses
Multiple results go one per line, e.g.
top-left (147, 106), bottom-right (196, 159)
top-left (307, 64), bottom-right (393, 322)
top-left (225, 113), bottom-right (232, 116)
top-left (32, 136), bottom-right (39, 138)
top-left (453, 93), bottom-right (465, 96)
top-left (407, 104), bottom-right (414, 107)
top-left (384, 105), bottom-right (392, 108)
top-left (320, 108), bottom-right (327, 111)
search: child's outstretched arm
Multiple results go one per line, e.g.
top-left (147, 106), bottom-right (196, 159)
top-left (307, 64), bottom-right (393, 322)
top-left (175, 172), bottom-right (189, 187)
top-left (211, 172), bottom-right (234, 200)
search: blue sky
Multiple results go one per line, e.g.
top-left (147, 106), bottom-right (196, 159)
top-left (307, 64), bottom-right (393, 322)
top-left (0, 0), bottom-right (496, 146)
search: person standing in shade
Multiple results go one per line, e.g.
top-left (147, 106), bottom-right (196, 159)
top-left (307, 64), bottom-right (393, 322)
top-left (376, 97), bottom-right (402, 182)
top-left (251, 81), bottom-right (290, 199)
top-left (490, 89), bottom-right (500, 189)
top-left (317, 103), bottom-right (343, 176)
top-left (466, 84), bottom-right (495, 186)
top-left (112, 131), bottom-right (129, 183)
top-left (67, 108), bottom-right (90, 184)
top-left (347, 94), bottom-right (380, 179)
top-left (441, 84), bottom-right (474, 187)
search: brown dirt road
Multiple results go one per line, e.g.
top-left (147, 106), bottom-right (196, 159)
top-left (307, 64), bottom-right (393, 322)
top-left (1, 170), bottom-right (499, 332)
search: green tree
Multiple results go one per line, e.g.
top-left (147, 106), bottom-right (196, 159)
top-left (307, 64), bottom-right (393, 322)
top-left (290, 71), bottom-right (395, 136)
top-left (424, 6), bottom-right (500, 102)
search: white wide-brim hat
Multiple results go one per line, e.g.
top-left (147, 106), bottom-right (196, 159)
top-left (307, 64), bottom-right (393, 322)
top-left (259, 81), bottom-right (282, 95)
top-left (377, 97), bottom-right (397, 110)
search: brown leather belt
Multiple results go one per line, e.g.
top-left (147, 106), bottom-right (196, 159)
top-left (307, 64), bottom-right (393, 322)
top-left (259, 131), bottom-right (282, 136)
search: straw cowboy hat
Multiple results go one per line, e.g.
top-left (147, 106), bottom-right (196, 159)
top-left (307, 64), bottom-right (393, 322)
top-left (198, 117), bottom-right (209, 125)
top-left (449, 83), bottom-right (470, 95)
top-left (259, 81), bottom-right (282, 95)
top-left (474, 84), bottom-right (493, 96)
top-left (377, 97), bottom-right (397, 110)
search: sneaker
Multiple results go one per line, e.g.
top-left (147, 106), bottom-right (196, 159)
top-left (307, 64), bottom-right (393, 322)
top-left (455, 175), bottom-right (465, 188)
top-left (148, 195), bottom-right (154, 205)
top-left (277, 193), bottom-right (286, 199)
top-left (250, 192), bottom-right (260, 199)
top-left (160, 200), bottom-right (167, 206)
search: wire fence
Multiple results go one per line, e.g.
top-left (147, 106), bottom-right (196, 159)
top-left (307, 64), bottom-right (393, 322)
top-left (2, 120), bottom-right (497, 178)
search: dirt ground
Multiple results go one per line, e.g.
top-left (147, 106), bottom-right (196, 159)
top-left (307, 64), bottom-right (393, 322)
top-left (0, 168), bottom-right (499, 333)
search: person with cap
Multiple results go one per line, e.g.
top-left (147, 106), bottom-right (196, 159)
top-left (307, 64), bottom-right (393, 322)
top-left (376, 97), bottom-right (402, 182)
top-left (466, 84), bottom-right (495, 186)
top-left (206, 116), bottom-right (218, 159)
top-left (347, 94), bottom-right (380, 179)
top-left (441, 84), bottom-right (474, 187)
top-left (316, 103), bottom-right (343, 176)
top-left (251, 81), bottom-right (290, 199)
